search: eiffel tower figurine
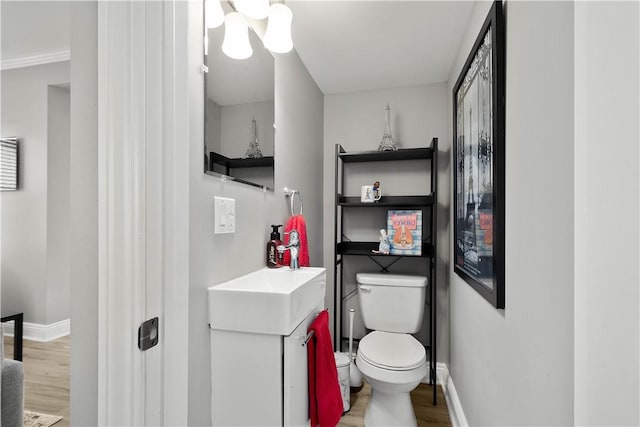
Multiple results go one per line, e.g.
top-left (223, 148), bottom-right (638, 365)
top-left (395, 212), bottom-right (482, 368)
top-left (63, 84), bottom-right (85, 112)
top-left (243, 117), bottom-right (263, 159)
top-left (378, 104), bottom-right (398, 152)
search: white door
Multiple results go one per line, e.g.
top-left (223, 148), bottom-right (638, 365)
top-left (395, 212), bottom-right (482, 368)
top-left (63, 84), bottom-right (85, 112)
top-left (97, 1), bottom-right (189, 425)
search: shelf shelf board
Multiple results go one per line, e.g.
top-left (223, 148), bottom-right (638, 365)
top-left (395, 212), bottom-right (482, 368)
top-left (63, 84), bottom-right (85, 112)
top-left (209, 152), bottom-right (274, 169)
top-left (337, 195), bottom-right (434, 207)
top-left (338, 146), bottom-right (434, 163)
top-left (337, 241), bottom-right (433, 257)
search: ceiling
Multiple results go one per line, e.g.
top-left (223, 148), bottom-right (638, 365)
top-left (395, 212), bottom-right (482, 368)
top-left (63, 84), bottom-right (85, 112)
top-left (288, 1), bottom-right (475, 94)
top-left (0, 1), bottom-right (70, 62)
top-left (0, 0), bottom-right (475, 95)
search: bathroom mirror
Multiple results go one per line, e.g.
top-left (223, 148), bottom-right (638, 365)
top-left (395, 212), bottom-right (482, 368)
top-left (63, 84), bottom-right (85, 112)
top-left (204, 4), bottom-right (275, 191)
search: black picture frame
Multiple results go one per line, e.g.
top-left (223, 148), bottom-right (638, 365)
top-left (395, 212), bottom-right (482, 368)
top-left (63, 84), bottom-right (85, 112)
top-left (453, 0), bottom-right (505, 309)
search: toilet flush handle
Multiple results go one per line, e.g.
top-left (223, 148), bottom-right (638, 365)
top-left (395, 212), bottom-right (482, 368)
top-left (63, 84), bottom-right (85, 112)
top-left (359, 286), bottom-right (372, 293)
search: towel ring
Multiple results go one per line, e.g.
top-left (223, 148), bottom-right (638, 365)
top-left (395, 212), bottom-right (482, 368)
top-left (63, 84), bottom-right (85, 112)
top-left (284, 187), bottom-right (303, 216)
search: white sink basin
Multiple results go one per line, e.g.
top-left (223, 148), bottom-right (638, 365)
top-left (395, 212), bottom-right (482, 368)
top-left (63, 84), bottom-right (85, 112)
top-left (208, 267), bottom-right (326, 335)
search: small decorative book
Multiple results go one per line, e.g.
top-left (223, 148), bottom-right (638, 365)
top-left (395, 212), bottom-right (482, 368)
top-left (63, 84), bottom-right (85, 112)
top-left (387, 210), bottom-right (422, 256)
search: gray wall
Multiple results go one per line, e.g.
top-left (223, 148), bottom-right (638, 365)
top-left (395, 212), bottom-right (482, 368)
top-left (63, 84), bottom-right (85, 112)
top-left (69, 1), bottom-right (98, 425)
top-left (207, 98), bottom-right (222, 154)
top-left (187, 3), bottom-right (324, 424)
top-left (206, 98), bottom-right (275, 159)
top-left (449, 2), bottom-right (624, 425)
top-left (46, 85), bottom-right (71, 323)
top-left (573, 2), bottom-right (639, 425)
top-left (1, 61), bottom-right (70, 325)
top-left (322, 83), bottom-right (450, 360)
top-left (219, 101), bottom-right (274, 158)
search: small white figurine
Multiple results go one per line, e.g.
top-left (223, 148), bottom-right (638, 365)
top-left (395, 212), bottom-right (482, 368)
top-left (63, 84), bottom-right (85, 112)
top-left (378, 229), bottom-right (390, 255)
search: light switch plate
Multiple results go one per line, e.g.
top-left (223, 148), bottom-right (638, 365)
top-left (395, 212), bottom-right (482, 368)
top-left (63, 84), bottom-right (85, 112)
top-left (214, 196), bottom-right (235, 234)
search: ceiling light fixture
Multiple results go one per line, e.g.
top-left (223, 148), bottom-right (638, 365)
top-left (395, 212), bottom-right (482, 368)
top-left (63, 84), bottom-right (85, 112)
top-left (222, 11), bottom-right (253, 60)
top-left (206, 0), bottom-right (225, 29)
top-left (263, 2), bottom-right (293, 54)
top-left (207, 0), bottom-right (293, 60)
top-left (234, 0), bottom-right (270, 20)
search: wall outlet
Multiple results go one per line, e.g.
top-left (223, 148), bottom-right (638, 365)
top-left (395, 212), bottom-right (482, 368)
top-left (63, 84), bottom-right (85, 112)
top-left (214, 197), bottom-right (236, 234)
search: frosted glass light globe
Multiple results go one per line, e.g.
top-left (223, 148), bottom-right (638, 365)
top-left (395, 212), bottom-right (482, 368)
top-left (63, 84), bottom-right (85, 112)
top-left (235, 0), bottom-right (270, 20)
top-left (205, 0), bottom-right (225, 28)
top-left (222, 12), bottom-right (253, 60)
top-left (263, 3), bottom-right (293, 54)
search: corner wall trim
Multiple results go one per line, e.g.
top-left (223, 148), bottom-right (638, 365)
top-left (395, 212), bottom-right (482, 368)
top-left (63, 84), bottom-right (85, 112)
top-left (2, 318), bottom-right (70, 342)
top-left (435, 363), bottom-right (468, 427)
top-left (0, 50), bottom-right (71, 70)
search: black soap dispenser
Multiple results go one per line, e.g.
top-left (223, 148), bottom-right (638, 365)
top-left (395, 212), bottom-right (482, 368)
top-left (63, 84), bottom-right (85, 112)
top-left (266, 224), bottom-right (283, 268)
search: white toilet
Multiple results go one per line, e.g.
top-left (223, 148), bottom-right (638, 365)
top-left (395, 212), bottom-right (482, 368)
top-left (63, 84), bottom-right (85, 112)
top-left (355, 273), bottom-right (428, 427)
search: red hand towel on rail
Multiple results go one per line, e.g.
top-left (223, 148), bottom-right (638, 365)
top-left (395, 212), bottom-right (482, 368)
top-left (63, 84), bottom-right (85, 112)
top-left (283, 214), bottom-right (310, 267)
top-left (308, 310), bottom-right (343, 427)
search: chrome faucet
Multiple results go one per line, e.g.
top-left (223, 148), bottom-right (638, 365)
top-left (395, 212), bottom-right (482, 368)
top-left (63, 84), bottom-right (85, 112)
top-left (277, 230), bottom-right (300, 269)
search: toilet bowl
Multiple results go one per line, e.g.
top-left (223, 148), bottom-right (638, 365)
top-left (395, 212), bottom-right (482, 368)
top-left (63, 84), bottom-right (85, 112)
top-left (355, 273), bottom-right (428, 427)
top-left (356, 331), bottom-right (427, 426)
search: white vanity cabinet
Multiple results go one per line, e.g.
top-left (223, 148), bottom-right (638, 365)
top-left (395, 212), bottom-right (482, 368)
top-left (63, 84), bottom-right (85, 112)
top-left (210, 305), bottom-right (322, 426)
top-left (208, 266), bottom-right (327, 427)
top-left (283, 308), bottom-right (320, 426)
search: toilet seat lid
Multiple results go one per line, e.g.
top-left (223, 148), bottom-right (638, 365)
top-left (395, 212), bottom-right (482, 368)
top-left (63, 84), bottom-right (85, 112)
top-left (358, 331), bottom-right (426, 371)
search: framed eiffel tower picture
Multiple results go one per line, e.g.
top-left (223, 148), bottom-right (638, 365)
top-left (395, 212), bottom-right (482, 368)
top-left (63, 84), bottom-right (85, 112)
top-left (453, 0), bottom-right (505, 309)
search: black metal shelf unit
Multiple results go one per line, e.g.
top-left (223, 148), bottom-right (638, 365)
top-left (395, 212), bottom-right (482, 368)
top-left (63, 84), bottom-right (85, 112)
top-left (209, 152), bottom-right (274, 175)
top-left (333, 137), bottom-right (438, 404)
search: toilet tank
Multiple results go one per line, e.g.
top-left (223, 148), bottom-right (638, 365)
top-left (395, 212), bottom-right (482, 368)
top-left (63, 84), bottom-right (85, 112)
top-left (356, 273), bottom-right (427, 333)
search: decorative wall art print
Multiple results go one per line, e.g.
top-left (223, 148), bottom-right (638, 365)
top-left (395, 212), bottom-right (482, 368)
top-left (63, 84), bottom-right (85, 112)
top-left (387, 210), bottom-right (422, 256)
top-left (0, 137), bottom-right (19, 191)
top-left (453, 1), bottom-right (505, 309)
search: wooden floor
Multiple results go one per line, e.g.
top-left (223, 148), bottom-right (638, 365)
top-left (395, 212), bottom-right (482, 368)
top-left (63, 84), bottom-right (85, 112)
top-left (5, 335), bottom-right (450, 427)
top-left (5, 335), bottom-right (70, 427)
top-left (339, 381), bottom-right (452, 427)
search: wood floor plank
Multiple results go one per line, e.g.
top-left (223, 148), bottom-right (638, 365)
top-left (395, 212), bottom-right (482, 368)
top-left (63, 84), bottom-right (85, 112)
top-left (5, 335), bottom-right (451, 427)
top-left (5, 335), bottom-right (70, 427)
top-left (338, 381), bottom-right (452, 427)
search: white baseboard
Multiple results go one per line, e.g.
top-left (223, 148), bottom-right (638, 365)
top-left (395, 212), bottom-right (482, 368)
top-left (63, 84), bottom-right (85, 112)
top-left (421, 363), bottom-right (468, 427)
top-left (3, 318), bottom-right (70, 342)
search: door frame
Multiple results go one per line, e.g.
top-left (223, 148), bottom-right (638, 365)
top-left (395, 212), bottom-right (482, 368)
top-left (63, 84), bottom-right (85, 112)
top-left (96, 1), bottom-right (190, 425)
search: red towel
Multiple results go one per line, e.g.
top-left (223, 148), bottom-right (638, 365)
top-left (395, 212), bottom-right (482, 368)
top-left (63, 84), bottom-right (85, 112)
top-left (307, 310), bottom-right (343, 427)
top-left (283, 214), bottom-right (310, 267)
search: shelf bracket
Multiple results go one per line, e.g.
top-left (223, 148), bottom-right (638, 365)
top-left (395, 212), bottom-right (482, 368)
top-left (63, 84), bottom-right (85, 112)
top-left (368, 255), bottom-right (403, 272)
